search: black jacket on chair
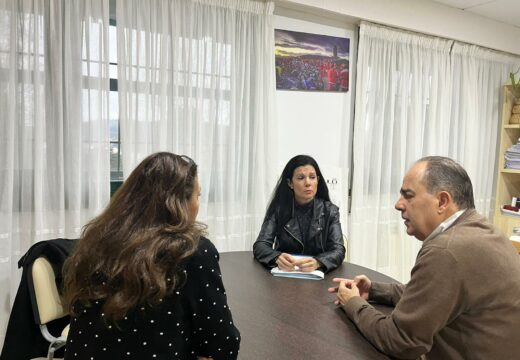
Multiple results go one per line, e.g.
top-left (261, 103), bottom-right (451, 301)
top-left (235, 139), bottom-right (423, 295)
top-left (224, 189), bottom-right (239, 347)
top-left (0, 238), bottom-right (75, 360)
top-left (253, 198), bottom-right (345, 272)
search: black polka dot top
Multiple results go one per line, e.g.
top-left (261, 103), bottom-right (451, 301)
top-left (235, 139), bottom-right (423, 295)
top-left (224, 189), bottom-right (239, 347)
top-left (64, 237), bottom-right (240, 360)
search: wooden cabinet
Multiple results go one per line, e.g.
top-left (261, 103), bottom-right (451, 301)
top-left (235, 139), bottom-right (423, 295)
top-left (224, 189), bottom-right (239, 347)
top-left (493, 85), bottom-right (520, 252)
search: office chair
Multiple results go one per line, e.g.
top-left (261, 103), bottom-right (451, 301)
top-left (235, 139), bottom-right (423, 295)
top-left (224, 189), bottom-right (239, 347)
top-left (28, 256), bottom-right (70, 360)
top-left (343, 234), bottom-right (349, 262)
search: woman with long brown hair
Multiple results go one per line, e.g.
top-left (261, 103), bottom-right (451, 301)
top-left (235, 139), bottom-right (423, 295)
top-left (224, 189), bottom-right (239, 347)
top-left (63, 152), bottom-right (240, 360)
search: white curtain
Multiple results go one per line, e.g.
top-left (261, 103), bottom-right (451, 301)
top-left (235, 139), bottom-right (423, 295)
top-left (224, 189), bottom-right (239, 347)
top-left (116, 0), bottom-right (277, 251)
top-left (0, 0), bottom-right (110, 344)
top-left (450, 43), bottom-right (520, 214)
top-left (351, 22), bottom-right (520, 282)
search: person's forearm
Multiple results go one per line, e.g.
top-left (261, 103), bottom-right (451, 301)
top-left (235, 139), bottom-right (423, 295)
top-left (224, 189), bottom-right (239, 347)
top-left (253, 240), bottom-right (279, 267)
top-left (342, 297), bottom-right (430, 359)
top-left (253, 215), bottom-right (279, 266)
top-left (369, 282), bottom-right (404, 306)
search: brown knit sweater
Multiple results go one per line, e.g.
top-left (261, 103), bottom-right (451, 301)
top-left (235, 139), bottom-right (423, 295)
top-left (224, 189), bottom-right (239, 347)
top-left (343, 209), bottom-right (520, 359)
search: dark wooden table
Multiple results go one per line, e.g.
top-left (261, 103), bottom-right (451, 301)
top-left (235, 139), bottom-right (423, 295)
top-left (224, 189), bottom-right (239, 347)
top-left (219, 251), bottom-right (400, 359)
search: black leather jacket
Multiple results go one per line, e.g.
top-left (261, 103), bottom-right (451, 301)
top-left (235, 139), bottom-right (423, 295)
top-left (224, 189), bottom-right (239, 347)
top-left (253, 198), bottom-right (345, 272)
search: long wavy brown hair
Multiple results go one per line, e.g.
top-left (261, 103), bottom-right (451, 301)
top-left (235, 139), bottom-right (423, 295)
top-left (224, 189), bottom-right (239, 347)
top-left (62, 152), bottom-right (206, 321)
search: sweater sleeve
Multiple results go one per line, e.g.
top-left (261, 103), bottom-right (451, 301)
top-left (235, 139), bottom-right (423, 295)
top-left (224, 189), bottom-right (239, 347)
top-left (184, 239), bottom-right (241, 360)
top-left (369, 282), bottom-right (405, 306)
top-left (342, 246), bottom-right (464, 359)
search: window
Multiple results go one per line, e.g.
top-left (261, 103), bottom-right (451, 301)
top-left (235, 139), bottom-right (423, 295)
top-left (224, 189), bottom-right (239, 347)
top-left (108, 11), bottom-right (122, 194)
top-left (106, 2), bottom-right (234, 198)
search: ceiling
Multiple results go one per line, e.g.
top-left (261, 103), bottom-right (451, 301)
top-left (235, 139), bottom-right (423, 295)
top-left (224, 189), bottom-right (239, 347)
top-left (431, 0), bottom-right (520, 28)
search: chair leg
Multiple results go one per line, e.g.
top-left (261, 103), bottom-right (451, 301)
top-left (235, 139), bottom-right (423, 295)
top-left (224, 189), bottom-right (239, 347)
top-left (47, 338), bottom-right (66, 360)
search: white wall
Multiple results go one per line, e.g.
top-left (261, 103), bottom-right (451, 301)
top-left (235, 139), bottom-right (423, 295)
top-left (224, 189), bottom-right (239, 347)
top-left (274, 11), bottom-right (356, 231)
top-left (279, 0), bottom-right (520, 56)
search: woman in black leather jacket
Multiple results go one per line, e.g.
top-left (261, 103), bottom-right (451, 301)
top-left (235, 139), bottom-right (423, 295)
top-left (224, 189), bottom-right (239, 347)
top-left (253, 155), bottom-right (345, 273)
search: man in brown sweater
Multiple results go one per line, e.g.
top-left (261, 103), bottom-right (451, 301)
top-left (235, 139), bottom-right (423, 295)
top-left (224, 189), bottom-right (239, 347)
top-left (329, 156), bottom-right (520, 359)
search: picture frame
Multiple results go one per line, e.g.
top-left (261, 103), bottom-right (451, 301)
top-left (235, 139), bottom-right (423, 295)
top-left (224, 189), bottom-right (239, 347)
top-left (275, 29), bottom-right (350, 92)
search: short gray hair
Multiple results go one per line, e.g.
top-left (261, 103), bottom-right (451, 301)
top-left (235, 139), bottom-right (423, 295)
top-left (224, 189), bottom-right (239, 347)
top-left (417, 156), bottom-right (475, 209)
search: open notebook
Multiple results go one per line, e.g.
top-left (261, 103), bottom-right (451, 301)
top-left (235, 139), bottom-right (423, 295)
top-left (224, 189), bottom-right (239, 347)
top-left (270, 255), bottom-right (324, 280)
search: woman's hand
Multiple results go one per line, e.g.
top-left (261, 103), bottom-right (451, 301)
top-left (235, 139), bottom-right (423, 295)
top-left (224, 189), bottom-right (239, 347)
top-left (276, 253), bottom-right (296, 271)
top-left (293, 257), bottom-right (321, 272)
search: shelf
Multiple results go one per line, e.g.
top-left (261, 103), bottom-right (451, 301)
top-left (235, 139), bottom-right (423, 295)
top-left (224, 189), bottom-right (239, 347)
top-left (494, 85), bottom-right (520, 239)
top-left (493, 213), bottom-right (520, 245)
top-left (500, 208), bottom-right (520, 218)
top-left (496, 211), bottom-right (520, 220)
top-left (512, 240), bottom-right (520, 253)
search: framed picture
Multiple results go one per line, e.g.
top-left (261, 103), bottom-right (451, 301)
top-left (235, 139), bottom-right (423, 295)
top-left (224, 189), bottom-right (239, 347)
top-left (275, 29), bottom-right (350, 92)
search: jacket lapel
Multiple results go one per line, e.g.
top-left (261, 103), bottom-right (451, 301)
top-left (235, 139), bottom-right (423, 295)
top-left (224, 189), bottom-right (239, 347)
top-left (308, 198), bottom-right (324, 242)
top-left (284, 217), bottom-right (303, 244)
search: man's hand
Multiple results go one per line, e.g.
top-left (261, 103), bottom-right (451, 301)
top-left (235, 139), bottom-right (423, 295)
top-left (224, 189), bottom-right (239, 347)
top-left (350, 275), bottom-right (372, 300)
top-left (328, 275), bottom-right (372, 305)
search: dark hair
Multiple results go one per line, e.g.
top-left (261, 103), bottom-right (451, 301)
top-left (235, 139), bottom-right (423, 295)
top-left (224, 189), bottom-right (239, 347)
top-left (265, 155), bottom-right (330, 232)
top-left (63, 152), bottom-right (206, 321)
top-left (417, 156), bottom-right (475, 209)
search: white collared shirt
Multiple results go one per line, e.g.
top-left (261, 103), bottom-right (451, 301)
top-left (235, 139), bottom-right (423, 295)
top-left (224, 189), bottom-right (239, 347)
top-left (424, 209), bottom-right (466, 242)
